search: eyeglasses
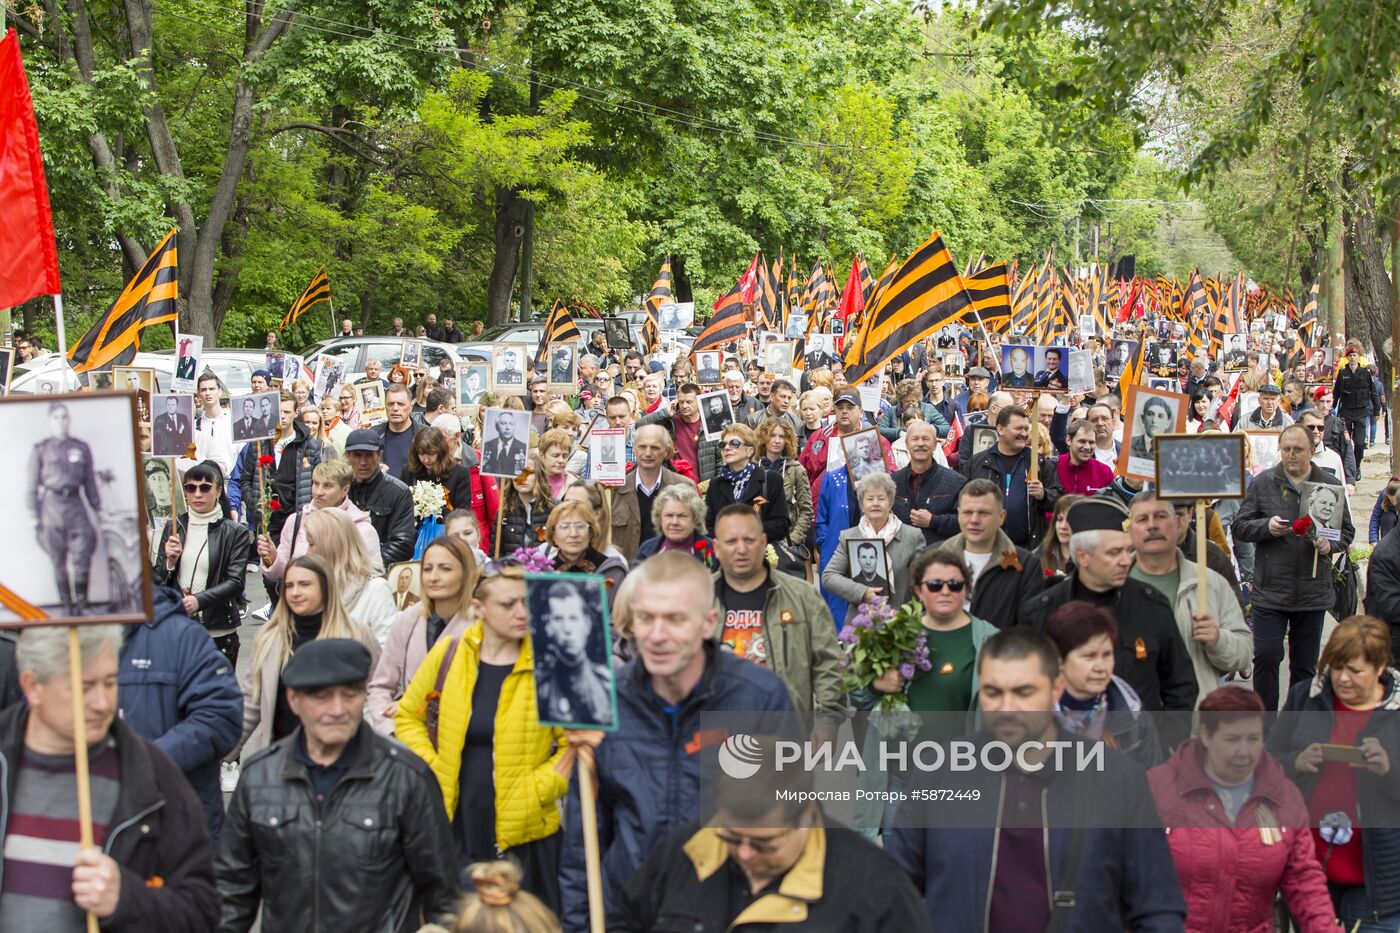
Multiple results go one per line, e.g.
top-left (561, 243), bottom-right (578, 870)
top-left (920, 578), bottom-right (966, 593)
top-left (555, 522), bottom-right (590, 534)
top-left (723, 438), bottom-right (750, 450)
top-left (182, 482), bottom-right (215, 494)
top-left (714, 826), bottom-right (796, 855)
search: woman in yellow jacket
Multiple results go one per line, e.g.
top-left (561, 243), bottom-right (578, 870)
top-left (396, 560), bottom-right (572, 911)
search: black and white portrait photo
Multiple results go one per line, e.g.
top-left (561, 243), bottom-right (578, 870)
top-left (172, 334), bottom-right (203, 392)
top-left (785, 313), bottom-right (808, 340)
top-left (1301, 481), bottom-right (1347, 542)
top-left (1146, 342), bottom-right (1178, 378)
top-left (1122, 386), bottom-right (1185, 480)
top-left (142, 454), bottom-right (183, 535)
top-left (312, 354), bottom-right (346, 403)
top-left (229, 390), bottom-right (280, 443)
top-left (658, 302), bottom-right (695, 332)
top-left (846, 538), bottom-right (890, 596)
top-left (527, 573), bottom-right (617, 730)
top-left (1077, 314), bottom-right (1097, 338)
top-left (969, 424), bottom-right (997, 459)
top-left (1105, 339), bottom-right (1138, 385)
top-left (1153, 433), bottom-right (1246, 500)
top-left (459, 363), bottom-right (490, 405)
top-left (400, 338), bottom-right (424, 370)
top-left (1148, 378), bottom-right (1176, 392)
top-left (265, 351), bottom-right (286, 380)
top-left (1067, 349), bottom-right (1094, 394)
top-left (356, 381), bottom-right (387, 426)
top-left (480, 408), bottom-right (532, 478)
top-left (150, 393), bottom-right (195, 458)
top-left (0, 392), bottom-right (151, 624)
top-left (695, 352), bottom-right (723, 386)
top-left (113, 366), bottom-right (156, 423)
top-left (1223, 334), bottom-right (1249, 371)
top-left (603, 317), bottom-right (632, 350)
top-left (86, 371), bottom-right (114, 392)
top-left (699, 390), bottom-right (735, 440)
top-left (492, 344), bottom-right (527, 391)
top-left (589, 427), bottom-right (627, 485)
top-left (1034, 346), bottom-right (1068, 390)
top-left (764, 340), bottom-right (795, 377)
top-left (547, 343), bottom-right (577, 387)
top-left (841, 428), bottom-right (886, 483)
top-left (999, 345), bottom-right (1036, 389)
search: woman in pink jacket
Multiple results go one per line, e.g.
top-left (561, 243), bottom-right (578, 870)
top-left (1148, 686), bottom-right (1337, 932)
top-left (257, 459), bottom-right (383, 579)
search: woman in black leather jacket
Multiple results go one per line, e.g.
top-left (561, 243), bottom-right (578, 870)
top-left (155, 460), bottom-right (249, 666)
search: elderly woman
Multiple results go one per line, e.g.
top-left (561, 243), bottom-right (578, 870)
top-left (820, 472), bottom-right (925, 622)
top-left (755, 417), bottom-right (813, 553)
top-left (320, 395), bottom-right (350, 453)
top-left (1268, 615), bottom-right (1400, 931)
top-left (544, 499), bottom-right (627, 597)
top-left (337, 383), bottom-right (360, 429)
top-left (634, 484), bottom-right (711, 564)
top-left (703, 422), bottom-right (790, 545)
top-left (1043, 600), bottom-right (1161, 768)
top-left (1149, 686), bottom-right (1337, 933)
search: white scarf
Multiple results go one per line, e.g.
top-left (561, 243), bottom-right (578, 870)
top-left (177, 506), bottom-right (220, 600)
top-left (857, 512), bottom-right (903, 545)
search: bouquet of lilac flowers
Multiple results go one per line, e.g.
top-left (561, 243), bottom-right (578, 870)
top-left (837, 594), bottom-right (932, 713)
top-left (510, 545), bottom-right (555, 572)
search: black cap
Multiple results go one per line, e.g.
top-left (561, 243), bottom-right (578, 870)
top-left (344, 428), bottom-right (383, 453)
top-left (282, 639), bottom-right (373, 690)
top-left (833, 389), bottom-right (861, 406)
top-left (1066, 497), bottom-right (1130, 534)
top-left (1257, 382), bottom-right (1282, 395)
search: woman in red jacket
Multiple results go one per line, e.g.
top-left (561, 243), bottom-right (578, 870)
top-left (1148, 686), bottom-right (1336, 932)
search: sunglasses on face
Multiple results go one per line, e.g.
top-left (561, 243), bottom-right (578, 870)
top-left (723, 438), bottom-right (750, 450)
top-left (183, 481), bottom-right (215, 494)
top-left (920, 578), bottom-right (965, 593)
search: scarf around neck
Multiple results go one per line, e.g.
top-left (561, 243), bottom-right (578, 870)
top-left (719, 462), bottom-right (756, 502)
top-left (857, 512), bottom-right (903, 544)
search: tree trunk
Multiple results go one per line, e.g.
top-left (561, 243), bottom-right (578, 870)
top-left (1342, 182), bottom-right (1394, 385)
top-left (486, 186), bottom-right (529, 326)
top-left (210, 200), bottom-right (248, 332)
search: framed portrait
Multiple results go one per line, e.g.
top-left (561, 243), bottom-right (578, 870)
top-left (1153, 432), bottom-right (1247, 500)
top-left (480, 408), bottom-right (532, 478)
top-left (841, 427), bottom-right (886, 484)
top-left (491, 344), bottom-right (528, 393)
top-left (142, 454), bottom-right (185, 537)
top-left (1300, 481), bottom-right (1347, 542)
top-left (545, 343), bottom-right (577, 390)
top-left (999, 344), bottom-right (1037, 389)
top-left (1302, 347), bottom-right (1334, 382)
top-left (1066, 349), bottom-right (1094, 394)
top-left (282, 354), bottom-right (306, 389)
top-left (1104, 339), bottom-right (1139, 385)
top-left (1034, 346), bottom-right (1069, 390)
top-left (112, 366), bottom-right (156, 423)
top-left (785, 313), bottom-right (809, 340)
top-left (968, 424), bottom-right (998, 460)
top-left (386, 561), bottom-right (423, 611)
top-left (458, 361), bottom-right (491, 405)
top-left (356, 381), bottom-right (387, 426)
top-left (400, 339), bottom-right (424, 370)
top-left (1147, 377), bottom-right (1176, 392)
top-left (264, 351), bottom-right (287, 380)
top-left (698, 389), bottom-right (735, 441)
top-left (1245, 430), bottom-right (1282, 475)
top-left (694, 351), bottom-right (723, 386)
top-left (657, 301), bottom-right (695, 332)
top-left (312, 354), bottom-right (347, 403)
top-left (1077, 313), bottom-right (1097, 338)
top-left (171, 334), bottom-right (204, 392)
top-left (1119, 384), bottom-right (1188, 481)
top-left (1238, 391), bottom-right (1261, 426)
top-left (589, 427), bottom-right (627, 485)
top-left (0, 392), bottom-right (153, 625)
top-left (1222, 334), bottom-right (1249, 372)
top-left (86, 371), bottom-right (114, 392)
top-left (1146, 342), bottom-right (1178, 378)
top-left (229, 390), bottom-right (281, 443)
top-left (830, 317), bottom-right (845, 337)
top-left (603, 316), bottom-right (633, 350)
top-left (845, 537), bottom-right (891, 599)
top-left (942, 350), bottom-right (965, 377)
top-left (527, 573), bottom-right (617, 731)
top-left (764, 340), bottom-right (795, 378)
top-left (150, 393), bottom-right (195, 458)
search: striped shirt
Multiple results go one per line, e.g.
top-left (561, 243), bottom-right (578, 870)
top-left (0, 738), bottom-right (121, 929)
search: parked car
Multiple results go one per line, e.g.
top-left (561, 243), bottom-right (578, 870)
top-left (299, 336), bottom-right (471, 383)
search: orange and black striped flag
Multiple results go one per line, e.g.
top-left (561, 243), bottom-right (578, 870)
top-left (842, 231), bottom-right (971, 386)
top-left (280, 267), bottom-right (331, 332)
top-left (534, 299), bottom-right (581, 365)
top-left (962, 262), bottom-right (1011, 333)
top-left (854, 253), bottom-right (874, 306)
top-left (1180, 267), bottom-right (1211, 332)
top-left (692, 282), bottom-right (746, 354)
top-left (642, 256), bottom-right (673, 351)
top-left (1297, 278), bottom-right (1320, 346)
top-left (754, 255), bottom-right (780, 332)
top-left (69, 227), bottom-right (179, 374)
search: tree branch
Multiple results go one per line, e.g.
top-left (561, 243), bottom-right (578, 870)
top-left (267, 122), bottom-right (391, 167)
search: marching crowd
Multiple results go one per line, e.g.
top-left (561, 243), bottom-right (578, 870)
top-left (5, 309), bottom-right (1400, 933)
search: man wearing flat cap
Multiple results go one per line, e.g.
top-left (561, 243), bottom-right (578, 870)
top-left (1019, 497), bottom-right (1198, 746)
top-left (217, 639), bottom-right (458, 933)
top-left (1244, 381), bottom-right (1293, 430)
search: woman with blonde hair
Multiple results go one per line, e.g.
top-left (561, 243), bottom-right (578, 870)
top-left (303, 507), bottom-right (396, 646)
top-left (560, 481), bottom-right (623, 557)
top-left (235, 554), bottom-right (379, 758)
top-left (544, 499), bottom-right (627, 594)
top-left (319, 394), bottom-right (350, 453)
top-left (367, 536), bottom-right (479, 736)
top-left (397, 563), bottom-right (572, 909)
top-left (497, 429), bottom-right (575, 554)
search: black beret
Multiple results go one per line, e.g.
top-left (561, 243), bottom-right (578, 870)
top-left (1066, 497), bottom-right (1130, 534)
top-left (282, 639), bottom-right (372, 690)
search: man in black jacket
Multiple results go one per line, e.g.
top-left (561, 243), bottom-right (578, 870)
top-left (892, 420), bottom-right (964, 545)
top-left (965, 405), bottom-right (1063, 549)
top-left (1333, 342), bottom-right (1378, 468)
top-left (1312, 385), bottom-right (1360, 483)
top-left (1021, 497), bottom-right (1198, 734)
top-left (343, 429), bottom-right (416, 565)
top-left (1364, 524), bottom-right (1400, 658)
top-left (218, 639), bottom-right (457, 933)
top-left (940, 479), bottom-right (1043, 629)
top-left (1, 625), bottom-right (220, 930)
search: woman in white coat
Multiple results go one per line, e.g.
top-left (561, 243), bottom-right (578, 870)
top-left (302, 507), bottom-right (397, 646)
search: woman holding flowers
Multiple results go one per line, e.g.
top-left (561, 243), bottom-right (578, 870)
top-left (821, 472), bottom-right (926, 623)
top-left (401, 427), bottom-right (474, 523)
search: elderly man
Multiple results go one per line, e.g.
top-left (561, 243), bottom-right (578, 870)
top-left (216, 639), bottom-right (457, 932)
top-left (891, 420), bottom-right (965, 546)
top-left (1086, 402), bottom-right (1121, 468)
top-left (722, 369), bottom-right (763, 424)
top-left (608, 423), bottom-right (695, 560)
top-left (953, 366), bottom-right (992, 418)
top-left (343, 429), bottom-right (417, 566)
top-left (1127, 491), bottom-right (1252, 703)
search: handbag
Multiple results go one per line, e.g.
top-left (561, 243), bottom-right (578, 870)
top-left (771, 539), bottom-right (810, 577)
top-left (1333, 550), bottom-right (1359, 620)
top-left (425, 636), bottom-right (461, 751)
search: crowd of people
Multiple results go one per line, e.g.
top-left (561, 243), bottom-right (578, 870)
top-left (4, 306), bottom-right (1400, 933)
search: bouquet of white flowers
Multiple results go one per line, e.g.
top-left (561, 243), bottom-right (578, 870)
top-left (412, 481), bottom-right (447, 520)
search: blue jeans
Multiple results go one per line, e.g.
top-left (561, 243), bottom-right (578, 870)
top-left (1251, 606), bottom-right (1325, 711)
top-left (1367, 415), bottom-right (1377, 444)
top-left (1334, 885), bottom-right (1400, 933)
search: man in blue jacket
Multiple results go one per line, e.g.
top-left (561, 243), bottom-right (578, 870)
top-left (559, 551), bottom-right (795, 930)
top-left (119, 586), bottom-right (243, 842)
top-left (886, 627), bottom-right (1186, 932)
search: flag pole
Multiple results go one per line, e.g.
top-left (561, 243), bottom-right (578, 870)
top-left (53, 291), bottom-right (68, 378)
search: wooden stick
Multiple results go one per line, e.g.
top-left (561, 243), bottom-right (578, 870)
top-left (578, 752), bottom-right (605, 933)
top-left (493, 477), bottom-right (505, 559)
top-left (1027, 426), bottom-right (1040, 484)
top-left (68, 626), bottom-right (100, 933)
top-left (1195, 500), bottom-right (1209, 618)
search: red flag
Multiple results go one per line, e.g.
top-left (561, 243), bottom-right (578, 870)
top-left (1215, 373), bottom-right (1243, 427)
top-left (836, 254), bottom-right (866, 321)
top-left (943, 410), bottom-right (964, 459)
top-left (0, 29), bottom-right (60, 307)
top-left (738, 252), bottom-right (760, 304)
top-left (1114, 278), bottom-right (1139, 323)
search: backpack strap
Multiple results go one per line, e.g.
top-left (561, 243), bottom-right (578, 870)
top-left (425, 635), bottom-right (461, 751)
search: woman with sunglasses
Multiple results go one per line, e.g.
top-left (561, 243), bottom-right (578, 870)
top-left (396, 560), bottom-right (571, 908)
top-left (756, 417), bottom-right (813, 559)
top-left (368, 536), bottom-right (480, 737)
top-left (821, 472), bottom-right (925, 622)
top-left (155, 459), bottom-right (249, 667)
top-left (704, 423), bottom-right (790, 545)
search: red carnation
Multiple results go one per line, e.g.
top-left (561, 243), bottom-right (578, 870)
top-left (694, 539), bottom-right (712, 555)
top-left (1292, 516), bottom-right (1314, 536)
top-left (268, 498), bottom-right (283, 512)
top-left (258, 454), bottom-right (274, 468)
